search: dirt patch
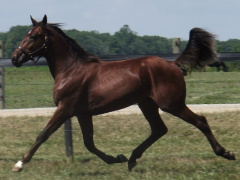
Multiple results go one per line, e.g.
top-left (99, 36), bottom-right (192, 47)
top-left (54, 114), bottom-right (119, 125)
top-left (0, 104), bottom-right (240, 117)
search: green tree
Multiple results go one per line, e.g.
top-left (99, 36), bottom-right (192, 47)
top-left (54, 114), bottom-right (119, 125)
top-left (4, 25), bottom-right (31, 58)
top-left (2, 24), bottom-right (240, 58)
top-left (217, 39), bottom-right (240, 52)
top-left (141, 35), bottom-right (172, 54)
top-left (65, 30), bottom-right (111, 55)
top-left (0, 32), bottom-right (8, 58)
top-left (110, 25), bottom-right (139, 55)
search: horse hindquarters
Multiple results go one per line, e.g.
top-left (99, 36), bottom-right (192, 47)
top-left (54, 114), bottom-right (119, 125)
top-left (149, 66), bottom-right (235, 161)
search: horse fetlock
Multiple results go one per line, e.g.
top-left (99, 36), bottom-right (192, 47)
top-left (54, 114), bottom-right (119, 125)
top-left (223, 151), bottom-right (236, 160)
top-left (215, 147), bottom-right (236, 160)
top-left (103, 155), bottom-right (119, 164)
top-left (105, 154), bottom-right (128, 164)
top-left (12, 161), bottom-right (23, 172)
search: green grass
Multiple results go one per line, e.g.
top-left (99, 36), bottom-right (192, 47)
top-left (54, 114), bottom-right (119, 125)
top-left (185, 72), bottom-right (240, 104)
top-left (4, 66), bottom-right (55, 108)
top-left (0, 112), bottom-right (239, 180)
top-left (4, 66), bottom-right (240, 108)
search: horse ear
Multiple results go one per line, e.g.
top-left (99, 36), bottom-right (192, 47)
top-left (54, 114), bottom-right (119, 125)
top-left (30, 15), bottom-right (37, 27)
top-left (42, 15), bottom-right (47, 26)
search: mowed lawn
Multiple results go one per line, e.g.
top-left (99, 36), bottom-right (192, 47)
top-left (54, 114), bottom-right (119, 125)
top-left (185, 71), bottom-right (240, 104)
top-left (0, 112), bottom-right (239, 180)
top-left (4, 67), bottom-right (240, 108)
top-left (1, 66), bottom-right (240, 179)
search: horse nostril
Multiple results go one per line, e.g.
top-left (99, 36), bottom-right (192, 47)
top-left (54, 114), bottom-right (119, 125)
top-left (11, 55), bottom-right (17, 64)
top-left (12, 54), bottom-right (16, 60)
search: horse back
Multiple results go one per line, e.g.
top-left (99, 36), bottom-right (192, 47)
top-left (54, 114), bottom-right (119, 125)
top-left (85, 56), bottom-right (186, 114)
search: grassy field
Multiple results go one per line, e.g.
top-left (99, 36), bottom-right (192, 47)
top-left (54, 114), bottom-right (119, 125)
top-left (3, 66), bottom-right (240, 108)
top-left (5, 66), bottom-right (55, 108)
top-left (0, 112), bottom-right (239, 180)
top-left (185, 71), bottom-right (240, 104)
top-left (1, 65), bottom-right (240, 178)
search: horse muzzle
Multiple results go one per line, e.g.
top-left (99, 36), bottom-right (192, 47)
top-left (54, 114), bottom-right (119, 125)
top-left (11, 50), bottom-right (29, 67)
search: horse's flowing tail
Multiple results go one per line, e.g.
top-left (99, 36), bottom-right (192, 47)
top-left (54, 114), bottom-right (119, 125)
top-left (175, 28), bottom-right (217, 73)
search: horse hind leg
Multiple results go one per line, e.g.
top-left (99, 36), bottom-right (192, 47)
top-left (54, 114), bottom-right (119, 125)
top-left (77, 115), bottom-right (128, 165)
top-left (128, 98), bottom-right (168, 171)
top-left (168, 105), bottom-right (235, 160)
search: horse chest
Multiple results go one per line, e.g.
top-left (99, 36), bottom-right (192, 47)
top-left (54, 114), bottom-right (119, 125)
top-left (53, 77), bottom-right (87, 104)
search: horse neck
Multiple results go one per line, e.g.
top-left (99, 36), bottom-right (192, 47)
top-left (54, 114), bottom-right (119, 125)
top-left (44, 36), bottom-right (79, 79)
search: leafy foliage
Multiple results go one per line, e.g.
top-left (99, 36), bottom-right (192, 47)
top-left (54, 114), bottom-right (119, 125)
top-left (1, 25), bottom-right (31, 58)
top-left (216, 39), bottom-right (240, 52)
top-left (1, 24), bottom-right (240, 58)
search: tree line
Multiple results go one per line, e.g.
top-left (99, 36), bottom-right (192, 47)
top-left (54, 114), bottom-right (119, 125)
top-left (1, 24), bottom-right (240, 58)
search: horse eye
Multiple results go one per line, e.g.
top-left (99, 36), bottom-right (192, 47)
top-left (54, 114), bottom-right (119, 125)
top-left (30, 35), bottom-right (38, 40)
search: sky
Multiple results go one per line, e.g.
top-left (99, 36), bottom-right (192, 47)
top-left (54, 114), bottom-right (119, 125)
top-left (1, 0), bottom-right (240, 41)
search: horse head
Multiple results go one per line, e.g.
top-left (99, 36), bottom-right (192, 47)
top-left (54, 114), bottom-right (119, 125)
top-left (11, 15), bottom-right (48, 67)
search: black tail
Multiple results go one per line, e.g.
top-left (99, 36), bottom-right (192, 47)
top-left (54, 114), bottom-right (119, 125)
top-left (175, 28), bottom-right (217, 73)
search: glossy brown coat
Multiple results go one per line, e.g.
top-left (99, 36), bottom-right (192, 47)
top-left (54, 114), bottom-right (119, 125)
top-left (11, 15), bottom-right (235, 172)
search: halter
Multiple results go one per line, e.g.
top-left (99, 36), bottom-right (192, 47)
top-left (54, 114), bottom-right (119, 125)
top-left (18, 31), bottom-right (49, 63)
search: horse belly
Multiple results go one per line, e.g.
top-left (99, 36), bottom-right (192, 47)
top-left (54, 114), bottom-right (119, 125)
top-left (87, 78), bottom-right (147, 115)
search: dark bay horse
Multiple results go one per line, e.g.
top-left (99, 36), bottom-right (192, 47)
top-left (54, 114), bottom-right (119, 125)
top-left (11, 15), bottom-right (235, 172)
top-left (208, 61), bottom-right (229, 72)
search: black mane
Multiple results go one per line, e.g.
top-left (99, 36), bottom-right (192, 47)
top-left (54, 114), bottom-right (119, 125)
top-left (46, 23), bottom-right (99, 63)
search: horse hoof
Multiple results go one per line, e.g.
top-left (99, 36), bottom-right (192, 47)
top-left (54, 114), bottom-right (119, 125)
top-left (128, 161), bottom-right (137, 171)
top-left (12, 166), bottom-right (23, 172)
top-left (12, 161), bottom-right (23, 172)
top-left (117, 154), bottom-right (128, 163)
top-left (227, 151), bottom-right (236, 160)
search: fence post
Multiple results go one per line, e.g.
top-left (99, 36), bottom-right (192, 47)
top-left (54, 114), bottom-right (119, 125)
top-left (0, 66), bottom-right (5, 109)
top-left (64, 119), bottom-right (74, 163)
top-left (0, 40), bottom-right (3, 58)
top-left (172, 38), bottom-right (181, 54)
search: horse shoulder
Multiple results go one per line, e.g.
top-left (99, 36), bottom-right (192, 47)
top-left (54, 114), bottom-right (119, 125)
top-left (53, 64), bottom-right (99, 105)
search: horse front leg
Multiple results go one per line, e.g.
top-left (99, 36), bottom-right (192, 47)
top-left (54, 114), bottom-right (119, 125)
top-left (128, 99), bottom-right (168, 171)
top-left (12, 107), bottom-right (70, 172)
top-left (77, 115), bottom-right (128, 165)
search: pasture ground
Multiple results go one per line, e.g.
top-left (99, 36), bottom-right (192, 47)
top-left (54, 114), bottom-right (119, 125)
top-left (4, 67), bottom-right (240, 108)
top-left (1, 65), bottom-right (240, 179)
top-left (0, 112), bottom-right (239, 180)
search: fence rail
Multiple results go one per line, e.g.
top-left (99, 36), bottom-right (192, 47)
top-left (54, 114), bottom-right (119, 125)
top-left (1, 52), bottom-right (240, 67)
